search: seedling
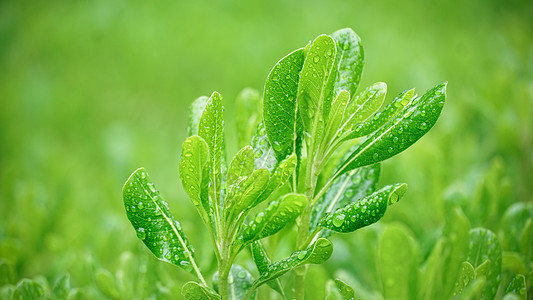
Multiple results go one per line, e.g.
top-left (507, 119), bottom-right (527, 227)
top-left (122, 28), bottom-right (446, 299)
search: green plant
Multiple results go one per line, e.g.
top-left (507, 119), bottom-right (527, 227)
top-left (122, 28), bottom-right (447, 299)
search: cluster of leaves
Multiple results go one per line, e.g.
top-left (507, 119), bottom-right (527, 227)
top-left (122, 28), bottom-right (447, 299)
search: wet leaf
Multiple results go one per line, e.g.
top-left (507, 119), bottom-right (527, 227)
top-left (453, 261), bottom-right (476, 297)
top-left (95, 269), bottom-right (119, 299)
top-left (255, 154), bottom-right (297, 206)
top-left (123, 168), bottom-right (201, 275)
top-left (182, 282), bottom-right (221, 300)
top-left (338, 82), bottom-right (387, 137)
top-left (319, 183), bottom-right (406, 233)
top-left (250, 241), bottom-right (285, 297)
top-left (188, 96), bottom-right (209, 136)
top-left (198, 91), bottom-right (225, 206)
top-left (327, 279), bottom-right (355, 300)
top-left (242, 193), bottom-right (307, 244)
top-left (252, 238), bottom-right (333, 289)
top-left (263, 48), bottom-right (305, 161)
top-left (227, 145), bottom-right (254, 187)
top-left (330, 28), bottom-right (364, 98)
top-left (311, 164), bottom-right (380, 234)
top-left (298, 34), bottom-right (336, 144)
top-left (466, 228), bottom-right (502, 300)
top-left (213, 265), bottom-right (255, 300)
top-left (180, 136), bottom-right (211, 222)
top-left (505, 274), bottom-right (527, 299)
top-left (336, 82), bottom-right (446, 177)
top-left (251, 122), bottom-right (278, 172)
top-left (224, 169), bottom-right (270, 221)
top-left (325, 90), bottom-right (351, 143)
top-left (345, 88), bottom-right (415, 140)
top-left (235, 88), bottom-right (261, 148)
top-left (13, 279), bottom-right (45, 300)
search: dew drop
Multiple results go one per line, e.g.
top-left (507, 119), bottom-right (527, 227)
top-left (136, 227), bottom-right (146, 240)
top-left (297, 251), bottom-right (307, 260)
top-left (237, 271), bottom-right (247, 279)
top-left (332, 214), bottom-right (346, 227)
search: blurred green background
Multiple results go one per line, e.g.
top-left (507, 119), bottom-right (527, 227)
top-left (1, 0), bottom-right (531, 298)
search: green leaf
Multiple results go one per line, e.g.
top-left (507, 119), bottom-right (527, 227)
top-left (198, 91), bottom-right (225, 206)
top-left (188, 96), bottom-right (209, 136)
top-left (336, 82), bottom-right (446, 177)
top-left (224, 169), bottom-right (270, 221)
top-left (319, 183), bottom-right (407, 233)
top-left (311, 164), bottom-right (380, 234)
top-left (330, 28), bottom-right (364, 98)
top-left (345, 88), bottom-right (415, 140)
top-left (298, 34), bottom-right (336, 144)
top-left (324, 90), bottom-right (351, 143)
top-left (251, 122), bottom-right (278, 172)
top-left (0, 259), bottom-right (14, 285)
top-left (182, 282), bottom-right (221, 300)
top-left (0, 285), bottom-right (14, 300)
top-left (250, 241), bottom-right (285, 297)
top-left (235, 88), bottom-right (261, 148)
top-left (453, 261), bottom-right (476, 297)
top-left (378, 224), bottom-right (418, 300)
top-left (466, 228), bottom-right (502, 300)
top-left (252, 238), bottom-right (333, 289)
top-left (501, 202), bottom-right (533, 258)
top-left (12, 279), bottom-right (45, 300)
top-left (227, 145), bottom-right (255, 187)
top-left (256, 154), bottom-right (297, 206)
top-left (327, 279), bottom-right (355, 300)
top-left (180, 136), bottom-right (211, 222)
top-left (505, 274), bottom-right (527, 299)
top-left (213, 265), bottom-right (255, 300)
top-left (241, 193), bottom-right (307, 244)
top-left (53, 273), bottom-right (71, 299)
top-left (123, 168), bottom-right (202, 276)
top-left (263, 48), bottom-right (306, 161)
top-left (338, 82), bottom-right (387, 137)
top-left (95, 269), bottom-right (119, 299)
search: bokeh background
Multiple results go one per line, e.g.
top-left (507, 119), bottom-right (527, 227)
top-left (1, 0), bottom-right (531, 298)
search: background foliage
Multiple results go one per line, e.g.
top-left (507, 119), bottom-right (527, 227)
top-left (0, 0), bottom-right (531, 298)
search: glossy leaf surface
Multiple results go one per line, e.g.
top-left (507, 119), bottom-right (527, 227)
top-left (180, 136), bottom-right (210, 220)
top-left (466, 228), bottom-right (502, 300)
top-left (251, 122), bottom-right (278, 172)
top-left (224, 169), bottom-right (270, 221)
top-left (336, 82), bottom-right (446, 177)
top-left (339, 82), bottom-right (387, 136)
top-left (182, 282), bottom-right (221, 300)
top-left (256, 154), bottom-right (297, 206)
top-left (505, 274), bottom-right (527, 299)
top-left (250, 241), bottom-right (285, 296)
top-left (330, 28), bottom-right (364, 98)
top-left (319, 183), bottom-right (406, 233)
top-left (123, 168), bottom-right (200, 274)
top-left (188, 96), bottom-right (209, 136)
top-left (227, 145), bottom-right (254, 187)
top-left (52, 273), bottom-right (70, 299)
top-left (327, 279), bottom-right (355, 300)
top-left (198, 91), bottom-right (224, 205)
top-left (252, 238), bottom-right (333, 289)
top-left (242, 193), bottom-right (307, 244)
top-left (263, 48), bottom-right (305, 160)
top-left (453, 262), bottom-right (476, 297)
top-left (346, 88), bottom-right (414, 140)
top-left (311, 164), bottom-right (380, 233)
top-left (298, 34), bottom-right (336, 141)
top-left (213, 265), bottom-right (255, 300)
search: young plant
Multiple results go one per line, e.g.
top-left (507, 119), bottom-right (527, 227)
top-left (122, 28), bottom-right (446, 299)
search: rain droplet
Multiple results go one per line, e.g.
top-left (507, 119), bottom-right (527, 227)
top-left (297, 251), bottom-right (307, 260)
top-left (136, 228), bottom-right (146, 240)
top-left (313, 56), bottom-right (320, 63)
top-left (332, 214), bottom-right (346, 227)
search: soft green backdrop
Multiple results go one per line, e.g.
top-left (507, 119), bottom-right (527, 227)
top-left (1, 0), bottom-right (531, 298)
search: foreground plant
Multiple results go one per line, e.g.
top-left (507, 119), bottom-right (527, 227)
top-left (122, 28), bottom-right (446, 299)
